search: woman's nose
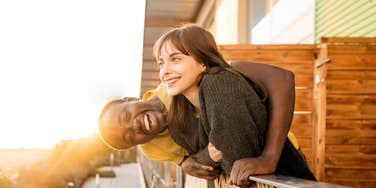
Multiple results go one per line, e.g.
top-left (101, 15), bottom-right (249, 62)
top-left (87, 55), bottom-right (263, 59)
top-left (159, 62), bottom-right (171, 79)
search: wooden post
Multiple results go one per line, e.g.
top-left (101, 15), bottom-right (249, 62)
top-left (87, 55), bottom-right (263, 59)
top-left (312, 44), bottom-right (328, 180)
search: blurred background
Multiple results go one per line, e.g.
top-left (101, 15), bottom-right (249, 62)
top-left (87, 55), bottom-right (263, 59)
top-left (0, 0), bottom-right (375, 188)
top-left (0, 0), bottom-right (144, 187)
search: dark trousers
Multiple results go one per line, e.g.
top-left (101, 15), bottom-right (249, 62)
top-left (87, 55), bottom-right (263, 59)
top-left (275, 139), bottom-right (317, 181)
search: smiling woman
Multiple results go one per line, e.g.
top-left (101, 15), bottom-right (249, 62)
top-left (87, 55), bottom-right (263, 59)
top-left (0, 0), bottom-right (146, 148)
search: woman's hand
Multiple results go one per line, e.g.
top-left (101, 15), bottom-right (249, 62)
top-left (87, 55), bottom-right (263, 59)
top-left (181, 155), bottom-right (220, 180)
top-left (229, 155), bottom-right (278, 187)
top-left (208, 142), bottom-right (223, 162)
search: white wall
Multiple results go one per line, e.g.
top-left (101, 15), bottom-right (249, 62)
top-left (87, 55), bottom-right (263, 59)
top-left (248, 0), bottom-right (266, 42)
top-left (215, 0), bottom-right (239, 44)
top-left (252, 0), bottom-right (315, 44)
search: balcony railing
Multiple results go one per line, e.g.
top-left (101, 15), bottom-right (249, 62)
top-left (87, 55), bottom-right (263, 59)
top-left (137, 149), bottom-right (351, 188)
top-left (248, 175), bottom-right (350, 188)
top-left (138, 150), bottom-right (184, 188)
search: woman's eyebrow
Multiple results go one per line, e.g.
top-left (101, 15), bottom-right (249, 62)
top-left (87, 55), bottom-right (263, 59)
top-left (160, 52), bottom-right (182, 61)
top-left (169, 52), bottom-right (182, 57)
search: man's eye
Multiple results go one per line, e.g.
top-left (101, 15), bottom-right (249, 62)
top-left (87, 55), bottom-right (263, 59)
top-left (122, 111), bottom-right (130, 121)
top-left (119, 110), bottom-right (130, 123)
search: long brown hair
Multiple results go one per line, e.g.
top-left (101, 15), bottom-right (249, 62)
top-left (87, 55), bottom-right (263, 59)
top-left (153, 24), bottom-right (231, 130)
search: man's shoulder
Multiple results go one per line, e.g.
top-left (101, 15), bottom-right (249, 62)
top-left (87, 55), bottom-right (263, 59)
top-left (142, 83), bottom-right (169, 107)
top-left (200, 69), bottom-right (253, 97)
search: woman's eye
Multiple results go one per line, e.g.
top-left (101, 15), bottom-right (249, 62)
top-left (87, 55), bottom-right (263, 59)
top-left (172, 57), bottom-right (180, 62)
top-left (157, 61), bottom-right (164, 68)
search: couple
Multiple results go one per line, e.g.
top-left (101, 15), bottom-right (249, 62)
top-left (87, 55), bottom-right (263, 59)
top-left (98, 25), bottom-right (316, 187)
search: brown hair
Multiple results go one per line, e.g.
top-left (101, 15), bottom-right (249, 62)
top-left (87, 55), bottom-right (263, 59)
top-left (153, 24), bottom-right (231, 130)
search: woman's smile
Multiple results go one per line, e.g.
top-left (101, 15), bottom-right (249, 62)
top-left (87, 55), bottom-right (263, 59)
top-left (164, 76), bottom-right (181, 88)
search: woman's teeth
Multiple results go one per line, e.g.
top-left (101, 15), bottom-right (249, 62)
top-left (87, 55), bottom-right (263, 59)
top-left (164, 77), bottom-right (179, 84)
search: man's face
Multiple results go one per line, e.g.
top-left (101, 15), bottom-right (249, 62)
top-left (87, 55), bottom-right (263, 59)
top-left (99, 98), bottom-right (167, 149)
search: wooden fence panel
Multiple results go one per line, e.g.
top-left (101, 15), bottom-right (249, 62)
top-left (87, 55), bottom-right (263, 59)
top-left (322, 38), bottom-right (376, 187)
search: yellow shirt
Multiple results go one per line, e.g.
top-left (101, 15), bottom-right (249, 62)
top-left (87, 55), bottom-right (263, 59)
top-left (139, 83), bottom-right (300, 164)
top-left (139, 84), bottom-right (188, 164)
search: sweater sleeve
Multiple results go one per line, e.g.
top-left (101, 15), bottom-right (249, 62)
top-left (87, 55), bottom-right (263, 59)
top-left (196, 71), bottom-right (268, 174)
top-left (196, 145), bottom-right (221, 168)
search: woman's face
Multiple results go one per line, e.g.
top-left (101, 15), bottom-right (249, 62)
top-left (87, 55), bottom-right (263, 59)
top-left (100, 98), bottom-right (167, 149)
top-left (158, 42), bottom-right (206, 97)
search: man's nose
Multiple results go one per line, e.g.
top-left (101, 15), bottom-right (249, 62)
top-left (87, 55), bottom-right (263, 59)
top-left (131, 117), bottom-right (139, 129)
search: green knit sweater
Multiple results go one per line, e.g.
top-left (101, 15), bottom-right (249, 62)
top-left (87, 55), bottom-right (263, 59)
top-left (169, 69), bottom-right (268, 174)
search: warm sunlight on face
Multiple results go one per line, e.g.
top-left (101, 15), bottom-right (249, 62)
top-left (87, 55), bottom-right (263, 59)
top-left (0, 0), bottom-right (145, 148)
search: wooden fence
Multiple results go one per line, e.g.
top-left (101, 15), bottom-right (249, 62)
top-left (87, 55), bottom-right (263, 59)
top-left (219, 37), bottom-right (376, 187)
top-left (317, 38), bottom-right (376, 187)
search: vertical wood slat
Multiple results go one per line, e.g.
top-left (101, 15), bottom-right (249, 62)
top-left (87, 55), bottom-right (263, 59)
top-left (312, 44), bottom-right (328, 181)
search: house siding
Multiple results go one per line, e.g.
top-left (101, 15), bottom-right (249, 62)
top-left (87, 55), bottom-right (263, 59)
top-left (315, 0), bottom-right (376, 43)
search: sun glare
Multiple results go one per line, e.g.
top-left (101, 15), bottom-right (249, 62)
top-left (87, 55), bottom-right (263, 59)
top-left (0, 0), bottom-right (146, 148)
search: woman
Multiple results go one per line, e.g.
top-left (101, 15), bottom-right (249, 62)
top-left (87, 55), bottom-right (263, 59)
top-left (155, 24), bottom-right (316, 187)
top-left (98, 61), bottom-right (304, 182)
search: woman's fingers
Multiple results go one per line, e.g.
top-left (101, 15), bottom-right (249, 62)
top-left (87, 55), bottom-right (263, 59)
top-left (181, 155), bottom-right (219, 179)
top-left (208, 142), bottom-right (223, 162)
